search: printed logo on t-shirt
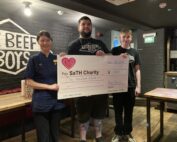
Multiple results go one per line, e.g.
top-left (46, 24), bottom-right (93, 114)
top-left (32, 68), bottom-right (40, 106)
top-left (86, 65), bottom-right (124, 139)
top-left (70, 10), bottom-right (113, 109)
top-left (80, 44), bottom-right (101, 53)
top-left (128, 55), bottom-right (135, 63)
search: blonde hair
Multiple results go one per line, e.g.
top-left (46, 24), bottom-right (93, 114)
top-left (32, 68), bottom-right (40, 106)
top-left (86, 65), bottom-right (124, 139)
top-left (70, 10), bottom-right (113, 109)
top-left (120, 28), bottom-right (132, 35)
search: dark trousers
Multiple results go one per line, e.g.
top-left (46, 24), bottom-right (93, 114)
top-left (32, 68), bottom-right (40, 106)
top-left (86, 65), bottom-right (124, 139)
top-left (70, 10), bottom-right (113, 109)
top-left (33, 111), bottom-right (60, 142)
top-left (113, 88), bottom-right (135, 135)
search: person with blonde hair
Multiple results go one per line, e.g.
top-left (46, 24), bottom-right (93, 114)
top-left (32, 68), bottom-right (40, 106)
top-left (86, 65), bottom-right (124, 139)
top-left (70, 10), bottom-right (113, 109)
top-left (111, 29), bottom-right (141, 142)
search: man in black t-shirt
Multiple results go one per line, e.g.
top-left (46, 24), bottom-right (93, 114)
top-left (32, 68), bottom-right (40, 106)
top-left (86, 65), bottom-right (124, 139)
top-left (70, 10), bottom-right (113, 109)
top-left (111, 29), bottom-right (141, 142)
top-left (68, 16), bottom-right (109, 142)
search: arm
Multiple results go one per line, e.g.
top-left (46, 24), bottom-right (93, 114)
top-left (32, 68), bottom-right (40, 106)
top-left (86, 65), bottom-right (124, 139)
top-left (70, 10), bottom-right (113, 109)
top-left (135, 64), bottom-right (141, 96)
top-left (26, 79), bottom-right (59, 91)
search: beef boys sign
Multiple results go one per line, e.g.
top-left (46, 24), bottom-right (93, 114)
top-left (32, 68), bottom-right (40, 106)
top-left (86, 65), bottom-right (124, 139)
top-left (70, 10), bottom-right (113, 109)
top-left (0, 19), bottom-right (40, 75)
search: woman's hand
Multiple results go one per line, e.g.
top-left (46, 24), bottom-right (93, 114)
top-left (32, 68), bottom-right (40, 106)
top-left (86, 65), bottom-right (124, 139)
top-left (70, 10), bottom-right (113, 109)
top-left (48, 83), bottom-right (59, 91)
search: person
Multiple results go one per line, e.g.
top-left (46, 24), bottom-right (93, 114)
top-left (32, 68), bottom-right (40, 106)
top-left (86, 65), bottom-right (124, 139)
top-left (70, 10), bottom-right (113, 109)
top-left (111, 29), bottom-right (141, 142)
top-left (24, 30), bottom-right (65, 142)
top-left (67, 16), bottom-right (110, 142)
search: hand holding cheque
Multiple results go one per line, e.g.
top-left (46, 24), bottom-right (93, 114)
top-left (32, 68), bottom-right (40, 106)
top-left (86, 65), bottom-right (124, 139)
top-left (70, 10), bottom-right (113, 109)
top-left (57, 55), bottom-right (128, 99)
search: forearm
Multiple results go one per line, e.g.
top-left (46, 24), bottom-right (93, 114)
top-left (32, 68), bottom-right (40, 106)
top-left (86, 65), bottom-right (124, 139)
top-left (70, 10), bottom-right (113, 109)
top-left (135, 69), bottom-right (141, 88)
top-left (26, 79), bottom-right (51, 90)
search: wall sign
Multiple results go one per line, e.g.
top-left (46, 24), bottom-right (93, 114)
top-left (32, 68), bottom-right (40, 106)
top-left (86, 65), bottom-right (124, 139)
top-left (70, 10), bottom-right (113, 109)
top-left (143, 32), bottom-right (156, 44)
top-left (0, 19), bottom-right (40, 75)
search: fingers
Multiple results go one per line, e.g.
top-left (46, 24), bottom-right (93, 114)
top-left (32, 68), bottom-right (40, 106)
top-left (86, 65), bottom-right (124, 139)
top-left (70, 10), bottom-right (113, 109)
top-left (120, 53), bottom-right (128, 58)
top-left (96, 50), bottom-right (105, 56)
top-left (53, 84), bottom-right (59, 91)
top-left (135, 90), bottom-right (141, 96)
top-left (59, 52), bottom-right (67, 57)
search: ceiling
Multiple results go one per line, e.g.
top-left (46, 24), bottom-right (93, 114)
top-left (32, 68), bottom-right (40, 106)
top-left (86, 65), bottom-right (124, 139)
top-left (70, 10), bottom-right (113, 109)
top-left (0, 0), bottom-right (130, 31)
top-left (1, 0), bottom-right (176, 31)
top-left (42, 0), bottom-right (177, 30)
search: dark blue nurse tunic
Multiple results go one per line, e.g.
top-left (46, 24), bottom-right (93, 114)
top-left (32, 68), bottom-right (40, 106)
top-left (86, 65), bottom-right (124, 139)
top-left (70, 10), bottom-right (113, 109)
top-left (24, 52), bottom-right (65, 112)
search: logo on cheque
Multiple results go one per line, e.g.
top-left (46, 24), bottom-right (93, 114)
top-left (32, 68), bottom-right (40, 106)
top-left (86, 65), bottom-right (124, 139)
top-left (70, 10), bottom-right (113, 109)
top-left (62, 57), bottom-right (76, 70)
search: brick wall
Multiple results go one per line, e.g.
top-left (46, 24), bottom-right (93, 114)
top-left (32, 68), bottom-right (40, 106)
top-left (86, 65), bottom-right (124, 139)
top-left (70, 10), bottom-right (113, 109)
top-left (137, 29), bottom-right (165, 94)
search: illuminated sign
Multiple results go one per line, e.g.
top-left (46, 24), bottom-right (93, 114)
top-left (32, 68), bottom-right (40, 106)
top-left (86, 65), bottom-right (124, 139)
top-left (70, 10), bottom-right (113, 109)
top-left (143, 32), bottom-right (156, 44)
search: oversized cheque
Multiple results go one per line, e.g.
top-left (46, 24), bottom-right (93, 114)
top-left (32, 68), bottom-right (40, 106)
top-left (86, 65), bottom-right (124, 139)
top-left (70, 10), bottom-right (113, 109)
top-left (57, 55), bottom-right (128, 99)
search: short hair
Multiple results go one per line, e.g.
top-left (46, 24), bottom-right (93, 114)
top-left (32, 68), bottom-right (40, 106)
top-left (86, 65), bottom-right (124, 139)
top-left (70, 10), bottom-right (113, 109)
top-left (78, 16), bottom-right (92, 24)
top-left (120, 28), bottom-right (132, 35)
top-left (36, 30), bottom-right (53, 41)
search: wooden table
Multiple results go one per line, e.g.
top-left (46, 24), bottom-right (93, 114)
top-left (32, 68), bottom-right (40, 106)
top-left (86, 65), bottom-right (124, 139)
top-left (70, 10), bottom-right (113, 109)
top-left (144, 88), bottom-right (177, 142)
top-left (0, 92), bottom-right (76, 141)
top-left (0, 92), bottom-right (31, 142)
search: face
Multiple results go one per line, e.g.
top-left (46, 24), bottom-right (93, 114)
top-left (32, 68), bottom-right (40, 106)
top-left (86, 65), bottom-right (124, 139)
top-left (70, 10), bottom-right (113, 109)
top-left (119, 32), bottom-right (132, 48)
top-left (78, 19), bottom-right (92, 38)
top-left (38, 35), bottom-right (52, 53)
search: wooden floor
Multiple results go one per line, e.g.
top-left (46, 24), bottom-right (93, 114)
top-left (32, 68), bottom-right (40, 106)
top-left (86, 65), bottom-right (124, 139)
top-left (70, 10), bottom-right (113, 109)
top-left (2, 106), bottom-right (177, 142)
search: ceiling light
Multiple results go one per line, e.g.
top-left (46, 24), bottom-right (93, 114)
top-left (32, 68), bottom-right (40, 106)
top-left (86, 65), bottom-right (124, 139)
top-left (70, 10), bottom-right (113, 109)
top-left (23, 1), bottom-right (32, 17)
top-left (57, 10), bottom-right (64, 15)
top-left (159, 2), bottom-right (167, 9)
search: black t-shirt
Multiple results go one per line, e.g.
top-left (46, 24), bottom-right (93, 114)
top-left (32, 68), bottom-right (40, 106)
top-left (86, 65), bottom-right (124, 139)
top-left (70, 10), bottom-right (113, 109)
top-left (67, 38), bottom-right (109, 55)
top-left (112, 46), bottom-right (141, 88)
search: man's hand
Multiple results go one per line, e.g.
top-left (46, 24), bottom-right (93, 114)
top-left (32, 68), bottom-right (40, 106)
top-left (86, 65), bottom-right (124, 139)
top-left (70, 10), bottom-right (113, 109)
top-left (59, 52), bottom-right (67, 57)
top-left (96, 50), bottom-right (105, 56)
top-left (120, 53), bottom-right (128, 58)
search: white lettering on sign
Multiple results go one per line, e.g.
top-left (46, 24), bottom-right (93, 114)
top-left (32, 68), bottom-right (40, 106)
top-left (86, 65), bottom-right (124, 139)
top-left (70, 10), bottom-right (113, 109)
top-left (0, 30), bottom-right (39, 51)
top-left (0, 19), bottom-right (40, 75)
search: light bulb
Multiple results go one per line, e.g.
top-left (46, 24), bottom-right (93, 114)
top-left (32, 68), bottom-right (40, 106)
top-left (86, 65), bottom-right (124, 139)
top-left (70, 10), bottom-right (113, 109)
top-left (24, 6), bottom-right (32, 16)
top-left (57, 10), bottom-right (64, 15)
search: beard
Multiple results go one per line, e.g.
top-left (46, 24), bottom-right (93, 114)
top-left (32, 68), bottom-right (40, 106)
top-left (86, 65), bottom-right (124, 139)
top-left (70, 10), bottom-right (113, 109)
top-left (80, 31), bottom-right (92, 38)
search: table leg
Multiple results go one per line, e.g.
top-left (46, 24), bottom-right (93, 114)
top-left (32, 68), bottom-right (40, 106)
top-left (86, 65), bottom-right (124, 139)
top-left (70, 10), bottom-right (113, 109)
top-left (21, 107), bottom-right (26, 142)
top-left (147, 98), bottom-right (151, 142)
top-left (160, 101), bottom-right (164, 137)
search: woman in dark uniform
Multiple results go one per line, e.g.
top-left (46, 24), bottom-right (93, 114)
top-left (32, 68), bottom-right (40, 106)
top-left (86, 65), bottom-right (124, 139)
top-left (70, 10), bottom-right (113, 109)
top-left (25, 30), bottom-right (65, 142)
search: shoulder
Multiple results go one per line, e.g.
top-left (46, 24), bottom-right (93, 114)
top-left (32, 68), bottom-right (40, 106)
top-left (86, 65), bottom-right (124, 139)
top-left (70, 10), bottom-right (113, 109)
top-left (68, 39), bottom-right (80, 48)
top-left (27, 53), bottom-right (40, 66)
top-left (29, 53), bottom-right (40, 60)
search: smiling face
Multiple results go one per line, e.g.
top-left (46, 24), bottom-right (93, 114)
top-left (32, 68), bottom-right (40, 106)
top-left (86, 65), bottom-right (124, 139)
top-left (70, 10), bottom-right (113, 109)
top-left (36, 31), bottom-right (53, 54)
top-left (38, 35), bottom-right (52, 54)
top-left (78, 19), bottom-right (92, 38)
top-left (119, 31), bottom-right (132, 48)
